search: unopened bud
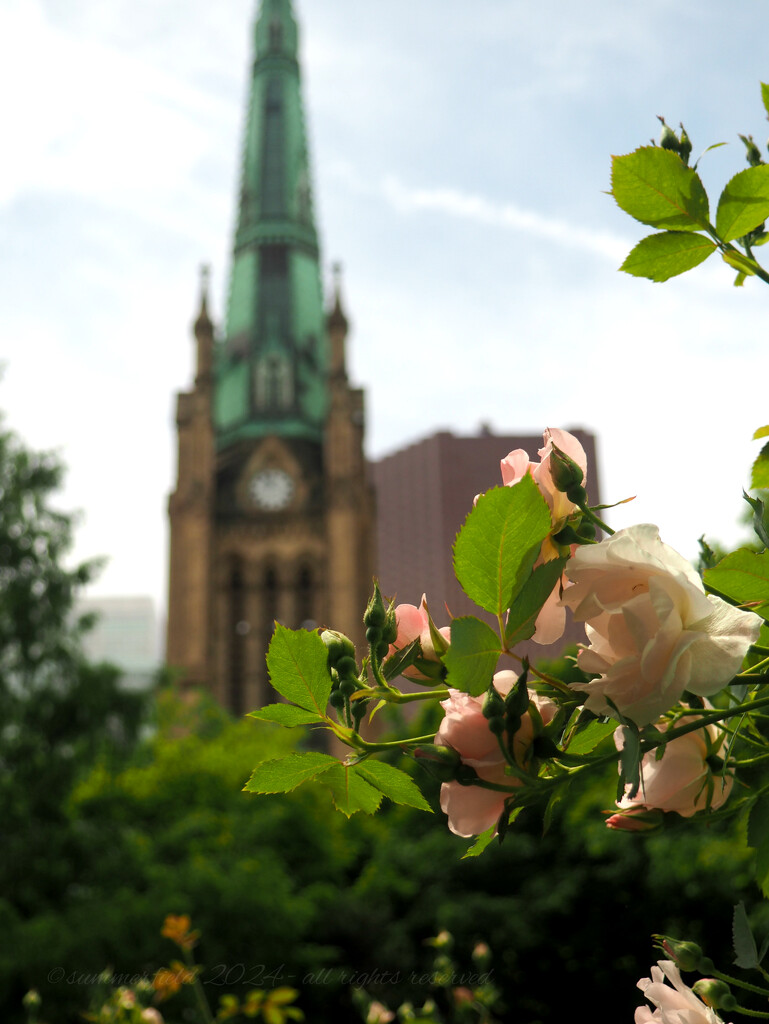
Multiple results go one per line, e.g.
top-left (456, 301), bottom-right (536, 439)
top-left (653, 935), bottom-right (703, 972)
top-left (364, 582), bottom-right (387, 629)
top-left (336, 656), bottom-right (358, 680)
top-left (693, 979), bottom-right (736, 1011)
top-left (605, 806), bottom-right (664, 833)
top-left (22, 991), bottom-right (41, 1010)
top-left (678, 123), bottom-right (692, 165)
top-left (321, 629), bottom-right (356, 666)
top-left (472, 942), bottom-right (491, 966)
top-left (658, 116), bottom-right (679, 151)
top-left (549, 444), bottom-right (584, 494)
top-left (739, 133), bottom-right (764, 167)
top-left (482, 686), bottom-right (506, 720)
top-left (413, 744), bottom-right (462, 781)
top-left (565, 483), bottom-right (587, 506)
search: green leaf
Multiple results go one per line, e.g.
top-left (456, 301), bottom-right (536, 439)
top-left (566, 718), bottom-right (617, 756)
top-left (752, 441), bottom-right (769, 490)
top-left (453, 477), bottom-right (551, 615)
top-left (762, 82), bottom-right (769, 119)
top-left (382, 638), bottom-right (420, 681)
top-left (505, 557), bottom-right (568, 646)
top-left (355, 759), bottom-right (433, 812)
top-left (443, 616), bottom-right (502, 696)
top-left (266, 625), bottom-right (334, 715)
top-left (321, 763), bottom-right (383, 817)
top-left (733, 901), bottom-right (760, 969)
top-left (611, 147), bottom-right (710, 231)
top-left (619, 230), bottom-right (715, 281)
top-left (749, 795), bottom-right (769, 897)
top-left (617, 725), bottom-right (641, 801)
top-left (244, 751), bottom-right (337, 794)
top-left (754, 425), bottom-right (769, 441)
top-left (247, 704), bottom-right (325, 727)
top-left (716, 165), bottom-right (769, 242)
top-left (744, 491), bottom-right (769, 550)
top-left (704, 549), bottom-right (769, 621)
top-left (542, 783), bottom-right (570, 836)
top-left (462, 824), bottom-right (496, 859)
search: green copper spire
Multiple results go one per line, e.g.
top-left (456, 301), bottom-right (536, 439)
top-left (215, 0), bottom-right (328, 447)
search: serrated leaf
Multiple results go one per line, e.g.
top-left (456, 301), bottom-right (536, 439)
top-left (619, 230), bottom-right (715, 281)
top-left (733, 901), bottom-right (760, 968)
top-left (617, 725), bottom-right (641, 801)
top-left (443, 616), bottom-right (501, 696)
top-left (704, 549), bottom-right (769, 621)
top-left (566, 718), bottom-right (617, 756)
top-left (266, 625), bottom-right (333, 715)
top-left (716, 165), bottom-right (769, 242)
top-left (453, 477), bottom-right (551, 615)
top-left (754, 425), bottom-right (769, 441)
top-left (322, 763), bottom-right (383, 816)
top-left (611, 147), bottom-right (710, 231)
top-left (382, 638), bottom-right (420, 681)
top-left (248, 704), bottom-right (325, 727)
top-left (244, 751), bottom-right (337, 794)
top-left (542, 783), bottom-right (570, 836)
top-left (762, 82), bottom-right (769, 119)
top-left (748, 795), bottom-right (769, 897)
top-left (356, 759), bottom-right (432, 812)
top-left (462, 824), bottom-right (496, 858)
top-left (505, 557), bottom-right (568, 646)
top-left (752, 441), bottom-right (769, 490)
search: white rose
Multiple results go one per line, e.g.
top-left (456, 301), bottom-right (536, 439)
top-left (561, 525), bottom-right (762, 725)
top-left (636, 961), bottom-right (729, 1024)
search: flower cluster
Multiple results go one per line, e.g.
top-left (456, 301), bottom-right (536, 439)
top-left (497, 427), bottom-right (589, 645)
top-left (436, 670), bottom-right (557, 837)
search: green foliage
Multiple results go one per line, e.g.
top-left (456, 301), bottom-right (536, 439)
top-left (504, 557), bottom-right (567, 646)
top-left (265, 624), bottom-right (333, 718)
top-left (245, 750), bottom-right (430, 816)
top-left (620, 231), bottom-right (716, 282)
top-left (611, 146), bottom-right (710, 231)
top-left (611, 86), bottom-right (769, 286)
top-left (704, 549), bottom-right (769, 620)
top-left (453, 479), bottom-right (550, 615)
top-left (443, 617), bottom-right (501, 697)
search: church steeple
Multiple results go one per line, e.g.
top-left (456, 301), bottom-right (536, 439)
top-left (215, 0), bottom-right (327, 448)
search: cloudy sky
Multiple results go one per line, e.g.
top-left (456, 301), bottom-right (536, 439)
top-left (1, 0), bottom-right (767, 626)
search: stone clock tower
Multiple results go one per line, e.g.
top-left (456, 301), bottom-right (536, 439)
top-left (166, 0), bottom-right (375, 714)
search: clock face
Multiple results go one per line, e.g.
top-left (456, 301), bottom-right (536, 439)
top-left (249, 468), bottom-right (295, 511)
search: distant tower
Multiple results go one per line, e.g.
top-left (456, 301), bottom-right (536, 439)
top-left (167, 0), bottom-right (375, 714)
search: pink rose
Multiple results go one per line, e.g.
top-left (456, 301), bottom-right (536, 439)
top-left (389, 595), bottom-right (451, 680)
top-left (437, 670), bottom-right (557, 837)
top-left (562, 525), bottom-right (762, 725)
top-left (615, 718), bottom-right (733, 819)
top-left (636, 960), bottom-right (729, 1024)
top-left (498, 428), bottom-right (588, 644)
top-left (500, 427), bottom-right (588, 528)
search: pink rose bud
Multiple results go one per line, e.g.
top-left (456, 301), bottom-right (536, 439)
top-left (605, 806), bottom-right (664, 832)
top-left (693, 979), bottom-right (736, 1011)
top-left (654, 936), bottom-right (704, 972)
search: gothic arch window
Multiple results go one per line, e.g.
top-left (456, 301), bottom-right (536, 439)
top-left (268, 17), bottom-right (283, 51)
top-left (254, 352), bottom-right (293, 411)
top-left (295, 562), bottom-right (315, 629)
top-left (228, 557), bottom-right (246, 716)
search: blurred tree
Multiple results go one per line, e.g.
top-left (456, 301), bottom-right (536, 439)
top-left (0, 415), bottom-right (146, 1012)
